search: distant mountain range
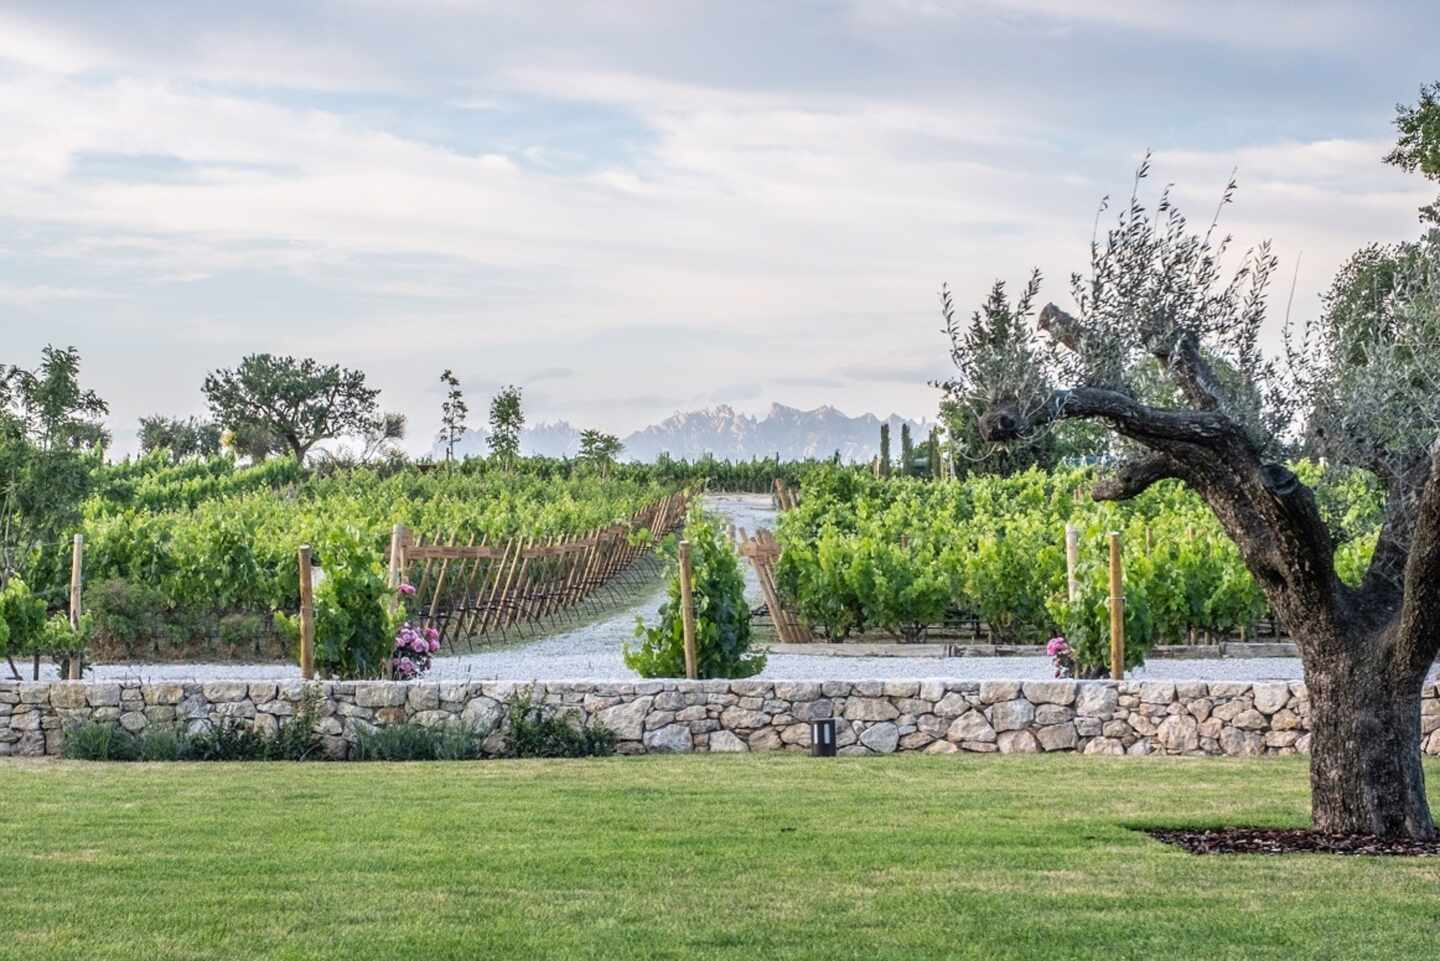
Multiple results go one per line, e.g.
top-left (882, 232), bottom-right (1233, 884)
top-left (442, 403), bottom-right (931, 463)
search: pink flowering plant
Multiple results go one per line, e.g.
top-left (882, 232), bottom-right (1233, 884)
top-left (389, 583), bottom-right (441, 680)
top-left (1047, 635), bottom-right (1075, 679)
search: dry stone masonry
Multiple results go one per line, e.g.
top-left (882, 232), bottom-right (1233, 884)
top-left (4, 677), bottom-right (1439, 760)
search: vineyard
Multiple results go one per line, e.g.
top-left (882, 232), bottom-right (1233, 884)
top-left (771, 463), bottom-right (1382, 669)
top-left (18, 453), bottom-right (688, 662)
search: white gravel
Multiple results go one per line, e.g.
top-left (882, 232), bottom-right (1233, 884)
top-left (14, 493), bottom-right (1312, 685)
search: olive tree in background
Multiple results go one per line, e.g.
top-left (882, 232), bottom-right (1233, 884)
top-left (203, 354), bottom-right (382, 465)
top-left (137, 415), bottom-right (222, 461)
top-left (946, 132), bottom-right (1440, 838)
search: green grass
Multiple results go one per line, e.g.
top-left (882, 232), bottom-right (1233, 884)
top-left (2, 755), bottom-right (1438, 960)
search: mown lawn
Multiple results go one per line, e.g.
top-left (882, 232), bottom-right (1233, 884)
top-left (2, 755), bottom-right (1438, 961)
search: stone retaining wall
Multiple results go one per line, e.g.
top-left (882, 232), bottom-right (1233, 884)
top-left (4, 678), bottom-right (1439, 759)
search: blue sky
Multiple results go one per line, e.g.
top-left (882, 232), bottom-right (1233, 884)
top-left (1, 1), bottom-right (1436, 455)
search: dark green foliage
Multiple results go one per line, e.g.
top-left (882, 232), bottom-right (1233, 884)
top-left (504, 694), bottom-right (616, 758)
top-left (0, 577), bottom-right (47, 659)
top-left (138, 416), bottom-right (222, 461)
top-left (878, 423), bottom-right (891, 476)
top-left (625, 509), bottom-right (765, 679)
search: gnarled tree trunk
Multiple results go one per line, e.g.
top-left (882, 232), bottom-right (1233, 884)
top-left (1303, 636), bottom-right (1435, 838)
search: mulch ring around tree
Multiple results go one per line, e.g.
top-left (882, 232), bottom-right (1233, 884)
top-left (1145, 827), bottom-right (1440, 857)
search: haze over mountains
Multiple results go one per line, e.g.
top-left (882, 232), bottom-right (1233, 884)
top-left (445, 403), bottom-right (931, 463)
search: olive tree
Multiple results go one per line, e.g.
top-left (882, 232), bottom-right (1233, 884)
top-left (203, 354), bottom-right (382, 465)
top-left (946, 155), bottom-right (1440, 839)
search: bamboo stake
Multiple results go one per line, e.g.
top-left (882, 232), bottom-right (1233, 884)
top-left (298, 544), bottom-right (315, 680)
top-left (678, 539), bottom-right (698, 679)
top-left (1064, 524), bottom-right (1079, 603)
top-left (67, 533), bottom-right (84, 680)
top-left (1108, 531), bottom-right (1124, 681)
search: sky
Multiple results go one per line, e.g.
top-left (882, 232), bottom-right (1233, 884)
top-left (1, 1), bottom-right (1437, 456)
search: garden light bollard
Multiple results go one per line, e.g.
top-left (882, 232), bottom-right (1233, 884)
top-left (678, 539), bottom-right (698, 680)
top-left (810, 718), bottom-right (837, 757)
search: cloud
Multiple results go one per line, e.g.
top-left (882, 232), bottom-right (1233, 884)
top-left (0, 3), bottom-right (1432, 455)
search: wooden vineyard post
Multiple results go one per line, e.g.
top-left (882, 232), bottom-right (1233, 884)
top-left (298, 545), bottom-right (315, 680)
top-left (1108, 531), bottom-right (1124, 680)
top-left (387, 524), bottom-right (409, 593)
top-left (68, 534), bottom-right (84, 680)
top-left (1064, 524), bottom-right (1079, 603)
top-left (678, 540), bottom-right (698, 680)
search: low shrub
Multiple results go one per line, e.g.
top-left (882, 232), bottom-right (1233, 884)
top-left (63, 720), bottom-right (141, 761)
top-left (63, 687), bottom-right (321, 762)
top-left (352, 722), bottom-right (483, 761)
top-left (504, 694), bottom-right (615, 759)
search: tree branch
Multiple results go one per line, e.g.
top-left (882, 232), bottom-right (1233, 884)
top-left (977, 386), bottom-right (1240, 449)
top-left (1092, 452), bottom-right (1187, 501)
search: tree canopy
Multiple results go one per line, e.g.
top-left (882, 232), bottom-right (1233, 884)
top-left (488, 385), bottom-right (524, 465)
top-left (203, 354), bottom-right (382, 464)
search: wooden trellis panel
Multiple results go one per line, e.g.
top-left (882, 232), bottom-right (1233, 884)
top-left (387, 491), bottom-right (690, 650)
top-left (738, 527), bottom-right (811, 644)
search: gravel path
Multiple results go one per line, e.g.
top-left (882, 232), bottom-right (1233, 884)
top-left (19, 493), bottom-right (1312, 684)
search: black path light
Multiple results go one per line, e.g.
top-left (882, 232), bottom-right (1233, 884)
top-left (810, 718), bottom-right (837, 757)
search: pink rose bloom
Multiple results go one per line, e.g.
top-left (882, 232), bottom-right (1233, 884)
top-left (428, 638), bottom-right (440, 653)
top-left (1047, 636), bottom-right (1070, 657)
top-left (398, 656), bottom-right (415, 674)
top-left (424, 627), bottom-right (439, 642)
top-left (411, 638), bottom-right (427, 654)
top-left (399, 583), bottom-right (417, 596)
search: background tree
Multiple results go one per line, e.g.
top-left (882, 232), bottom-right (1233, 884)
top-left (438, 369), bottom-right (469, 463)
top-left (578, 429), bottom-right (624, 475)
top-left (935, 275), bottom-right (1110, 476)
top-left (927, 427), bottom-right (941, 479)
top-left (203, 354), bottom-right (382, 465)
top-left (358, 412), bottom-right (406, 463)
top-left (488, 385), bottom-right (524, 467)
top-left (0, 347), bottom-right (107, 601)
top-left (949, 144), bottom-right (1440, 839)
top-left (138, 415), bottom-right (222, 461)
top-left (900, 423), bottom-right (914, 476)
top-left (1385, 81), bottom-right (1440, 225)
top-left (878, 423), bottom-right (891, 477)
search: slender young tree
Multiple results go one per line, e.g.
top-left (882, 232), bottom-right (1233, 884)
top-left (878, 423), bottom-right (891, 477)
top-left (578, 429), bottom-right (624, 476)
top-left (438, 369), bottom-right (469, 463)
top-left (488, 385), bottom-right (524, 467)
top-left (948, 144), bottom-right (1440, 838)
top-left (900, 423), bottom-right (914, 476)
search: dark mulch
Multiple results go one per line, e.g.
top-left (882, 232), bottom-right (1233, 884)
top-left (1146, 827), bottom-right (1440, 857)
